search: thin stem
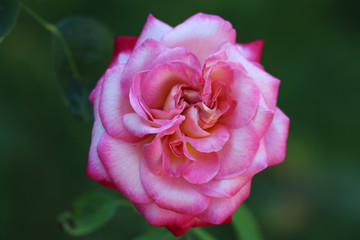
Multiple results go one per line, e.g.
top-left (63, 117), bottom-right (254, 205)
top-left (20, 3), bottom-right (81, 80)
top-left (192, 228), bottom-right (217, 240)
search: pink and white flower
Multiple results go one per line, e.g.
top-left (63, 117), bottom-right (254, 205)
top-left (87, 13), bottom-right (289, 236)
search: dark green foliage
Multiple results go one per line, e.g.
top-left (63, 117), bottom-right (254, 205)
top-left (53, 16), bottom-right (113, 121)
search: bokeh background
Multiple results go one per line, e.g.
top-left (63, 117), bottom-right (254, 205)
top-left (1, 0), bottom-right (359, 239)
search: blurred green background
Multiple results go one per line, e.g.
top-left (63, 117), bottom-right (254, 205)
top-left (1, 0), bottom-right (359, 239)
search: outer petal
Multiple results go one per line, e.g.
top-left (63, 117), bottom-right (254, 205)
top-left (135, 14), bottom-right (172, 48)
top-left (197, 181), bottom-right (251, 224)
top-left (166, 225), bottom-right (193, 237)
top-left (166, 211), bottom-right (233, 236)
top-left (216, 122), bottom-right (260, 179)
top-left (166, 220), bottom-right (195, 237)
top-left (253, 94), bottom-right (275, 138)
top-left (193, 176), bottom-right (250, 198)
top-left (99, 65), bottom-right (142, 142)
top-left (140, 157), bottom-right (211, 215)
top-left (109, 36), bottom-right (138, 67)
top-left (242, 139), bottom-right (268, 177)
top-left (97, 133), bottom-right (152, 204)
top-left (121, 39), bottom-right (169, 96)
top-left (186, 124), bottom-right (230, 153)
top-left (236, 40), bottom-right (264, 63)
top-left (162, 13), bottom-right (236, 64)
top-left (87, 76), bottom-right (110, 182)
top-left (134, 202), bottom-right (194, 227)
top-left (264, 108), bottom-right (290, 166)
top-left (223, 43), bottom-right (280, 110)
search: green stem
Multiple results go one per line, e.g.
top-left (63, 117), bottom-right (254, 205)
top-left (192, 228), bottom-right (217, 240)
top-left (20, 3), bottom-right (81, 80)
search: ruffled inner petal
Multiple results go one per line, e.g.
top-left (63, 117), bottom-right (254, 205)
top-left (186, 124), bottom-right (230, 153)
top-left (163, 135), bottom-right (191, 177)
top-left (181, 144), bottom-right (220, 184)
top-left (123, 113), bottom-right (184, 138)
top-left (140, 63), bottom-right (200, 109)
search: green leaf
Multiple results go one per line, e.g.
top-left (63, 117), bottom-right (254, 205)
top-left (0, 0), bottom-right (20, 40)
top-left (232, 204), bottom-right (263, 240)
top-left (133, 228), bottom-right (176, 240)
top-left (52, 16), bottom-right (113, 121)
top-left (58, 191), bottom-right (120, 236)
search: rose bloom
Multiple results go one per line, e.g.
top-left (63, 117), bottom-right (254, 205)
top-left (87, 13), bottom-right (289, 236)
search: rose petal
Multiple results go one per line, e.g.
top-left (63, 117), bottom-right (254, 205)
top-left (97, 133), bottom-right (152, 203)
top-left (129, 71), bottom-right (153, 120)
top-left (242, 139), bottom-right (268, 176)
top-left (163, 136), bottom-right (191, 177)
top-left (182, 147), bottom-right (220, 184)
top-left (123, 113), bottom-right (184, 137)
top-left (149, 46), bottom-right (201, 71)
top-left (223, 43), bottom-right (280, 109)
top-left (216, 122), bottom-right (260, 179)
top-left (237, 40), bottom-right (264, 63)
top-left (219, 70), bottom-right (260, 129)
top-left (253, 94), bottom-right (275, 137)
top-left (197, 181), bottom-right (251, 224)
top-left (140, 157), bottom-right (211, 215)
top-left (89, 73), bottom-right (105, 104)
top-left (186, 124), bottom-right (230, 153)
top-left (134, 202), bottom-right (194, 227)
top-left (87, 75), bottom-right (110, 182)
top-left (99, 65), bottom-right (142, 142)
top-left (191, 216), bottom-right (232, 227)
top-left (194, 176), bottom-right (250, 198)
top-left (135, 14), bottom-right (172, 48)
top-left (166, 220), bottom-right (194, 237)
top-left (264, 108), bottom-right (290, 166)
top-left (143, 138), bottom-right (163, 175)
top-left (181, 106), bottom-right (211, 138)
top-left (121, 39), bottom-right (169, 96)
top-left (109, 36), bottom-right (138, 67)
top-left (141, 63), bottom-right (200, 109)
top-left (162, 13), bottom-right (236, 64)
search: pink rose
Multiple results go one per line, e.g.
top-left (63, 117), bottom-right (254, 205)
top-left (87, 13), bottom-right (289, 236)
